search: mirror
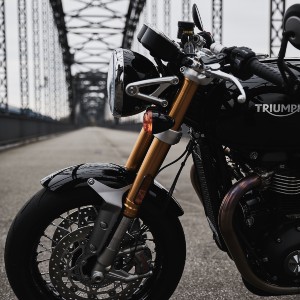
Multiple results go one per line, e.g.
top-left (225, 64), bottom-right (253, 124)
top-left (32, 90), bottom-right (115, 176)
top-left (192, 4), bottom-right (204, 31)
top-left (284, 4), bottom-right (300, 50)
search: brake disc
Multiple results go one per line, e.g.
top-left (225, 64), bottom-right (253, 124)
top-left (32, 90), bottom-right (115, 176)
top-left (49, 226), bottom-right (145, 300)
top-left (52, 207), bottom-right (97, 248)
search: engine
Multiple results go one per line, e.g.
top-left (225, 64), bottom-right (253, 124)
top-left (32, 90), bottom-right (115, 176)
top-left (239, 167), bottom-right (300, 287)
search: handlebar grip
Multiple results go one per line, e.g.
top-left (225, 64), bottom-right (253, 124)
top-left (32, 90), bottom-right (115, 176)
top-left (248, 58), bottom-right (284, 87)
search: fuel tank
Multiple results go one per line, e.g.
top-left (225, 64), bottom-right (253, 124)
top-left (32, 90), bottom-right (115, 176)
top-left (185, 59), bottom-right (300, 165)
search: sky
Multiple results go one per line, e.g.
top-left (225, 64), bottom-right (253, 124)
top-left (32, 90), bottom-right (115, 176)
top-left (4, 0), bottom-right (300, 111)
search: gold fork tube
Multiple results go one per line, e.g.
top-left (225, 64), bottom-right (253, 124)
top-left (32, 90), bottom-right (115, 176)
top-left (125, 128), bottom-right (153, 172)
top-left (124, 78), bottom-right (199, 218)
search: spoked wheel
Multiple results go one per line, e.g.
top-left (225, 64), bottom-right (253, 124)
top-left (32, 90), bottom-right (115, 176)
top-left (5, 187), bottom-right (186, 300)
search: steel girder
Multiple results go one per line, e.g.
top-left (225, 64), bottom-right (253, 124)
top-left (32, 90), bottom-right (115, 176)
top-left (122, 0), bottom-right (146, 49)
top-left (61, 0), bottom-right (145, 123)
top-left (182, 0), bottom-right (191, 21)
top-left (63, 0), bottom-right (129, 73)
top-left (18, 0), bottom-right (29, 110)
top-left (270, 0), bottom-right (286, 57)
top-left (48, 0), bottom-right (74, 119)
top-left (73, 71), bottom-right (107, 124)
top-left (212, 0), bottom-right (223, 44)
top-left (0, 0), bottom-right (7, 112)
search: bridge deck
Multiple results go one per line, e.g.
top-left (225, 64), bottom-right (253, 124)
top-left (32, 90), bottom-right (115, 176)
top-left (0, 127), bottom-right (296, 300)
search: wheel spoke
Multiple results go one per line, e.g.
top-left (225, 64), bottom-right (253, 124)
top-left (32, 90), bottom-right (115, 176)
top-left (36, 205), bottom-right (158, 299)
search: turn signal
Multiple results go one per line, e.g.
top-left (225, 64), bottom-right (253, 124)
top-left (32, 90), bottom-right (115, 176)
top-left (143, 110), bottom-right (174, 134)
top-left (143, 110), bottom-right (153, 133)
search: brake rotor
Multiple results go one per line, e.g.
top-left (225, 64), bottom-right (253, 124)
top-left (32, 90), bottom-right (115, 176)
top-left (52, 207), bottom-right (97, 248)
top-left (49, 226), bottom-right (144, 299)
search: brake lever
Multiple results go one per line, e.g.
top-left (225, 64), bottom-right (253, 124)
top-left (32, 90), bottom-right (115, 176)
top-left (204, 67), bottom-right (247, 103)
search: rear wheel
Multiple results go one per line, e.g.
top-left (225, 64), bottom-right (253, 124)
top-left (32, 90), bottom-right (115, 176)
top-left (5, 187), bottom-right (186, 300)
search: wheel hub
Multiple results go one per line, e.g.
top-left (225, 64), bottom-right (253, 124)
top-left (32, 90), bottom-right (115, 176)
top-left (49, 226), bottom-right (148, 299)
top-left (286, 250), bottom-right (300, 276)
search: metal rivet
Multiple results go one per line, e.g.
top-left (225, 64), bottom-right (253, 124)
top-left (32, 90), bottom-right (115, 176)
top-left (262, 257), bottom-right (269, 262)
top-left (100, 221), bottom-right (108, 229)
top-left (88, 178), bottom-right (95, 185)
top-left (249, 152), bottom-right (258, 160)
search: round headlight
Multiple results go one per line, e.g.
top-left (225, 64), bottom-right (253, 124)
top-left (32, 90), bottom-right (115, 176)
top-left (107, 48), bottom-right (159, 118)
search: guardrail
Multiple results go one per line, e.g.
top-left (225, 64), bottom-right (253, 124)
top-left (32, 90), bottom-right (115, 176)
top-left (0, 114), bottom-right (74, 146)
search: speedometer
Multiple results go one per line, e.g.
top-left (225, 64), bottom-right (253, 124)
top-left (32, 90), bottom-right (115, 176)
top-left (137, 24), bottom-right (183, 62)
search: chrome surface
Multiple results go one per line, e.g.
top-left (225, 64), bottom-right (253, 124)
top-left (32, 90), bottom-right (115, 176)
top-left (107, 48), bottom-right (124, 114)
top-left (125, 76), bottom-right (179, 107)
top-left (87, 178), bottom-right (131, 208)
top-left (287, 250), bottom-right (300, 275)
top-left (205, 68), bottom-right (247, 103)
top-left (154, 128), bottom-right (182, 145)
top-left (92, 216), bottom-right (132, 276)
top-left (37, 206), bottom-right (157, 299)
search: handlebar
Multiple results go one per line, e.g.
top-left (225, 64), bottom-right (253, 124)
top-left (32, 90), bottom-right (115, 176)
top-left (247, 58), bottom-right (284, 87)
top-left (210, 43), bottom-right (284, 87)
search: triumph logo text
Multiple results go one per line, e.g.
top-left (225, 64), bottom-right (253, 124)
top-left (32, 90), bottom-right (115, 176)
top-left (255, 104), bottom-right (300, 117)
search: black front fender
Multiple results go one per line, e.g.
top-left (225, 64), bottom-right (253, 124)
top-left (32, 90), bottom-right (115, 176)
top-left (41, 163), bottom-right (184, 217)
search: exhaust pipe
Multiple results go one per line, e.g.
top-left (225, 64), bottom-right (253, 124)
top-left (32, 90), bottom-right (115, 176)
top-left (219, 173), bottom-right (300, 295)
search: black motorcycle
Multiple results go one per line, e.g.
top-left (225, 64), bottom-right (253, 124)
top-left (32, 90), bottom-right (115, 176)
top-left (5, 3), bottom-right (300, 299)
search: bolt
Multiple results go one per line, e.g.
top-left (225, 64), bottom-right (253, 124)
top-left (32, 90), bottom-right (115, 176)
top-left (161, 100), bottom-right (168, 107)
top-left (88, 178), bottom-right (95, 185)
top-left (100, 221), bottom-right (108, 229)
top-left (172, 78), bottom-right (179, 85)
top-left (89, 244), bottom-right (96, 252)
top-left (249, 152), bottom-right (258, 160)
top-left (70, 286), bottom-right (78, 292)
top-left (128, 86), bottom-right (137, 95)
top-left (262, 257), bottom-right (269, 263)
top-left (276, 238), bottom-right (282, 243)
top-left (246, 217), bottom-right (254, 227)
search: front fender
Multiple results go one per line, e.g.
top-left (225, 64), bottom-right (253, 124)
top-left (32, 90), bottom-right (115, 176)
top-left (41, 163), bottom-right (183, 217)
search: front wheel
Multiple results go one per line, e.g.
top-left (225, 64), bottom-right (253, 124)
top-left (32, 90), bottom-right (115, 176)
top-left (5, 187), bottom-right (186, 300)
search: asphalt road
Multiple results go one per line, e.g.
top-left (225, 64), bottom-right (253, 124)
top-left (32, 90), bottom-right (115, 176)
top-left (0, 127), bottom-right (298, 300)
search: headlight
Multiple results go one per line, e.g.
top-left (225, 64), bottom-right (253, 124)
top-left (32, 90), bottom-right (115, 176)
top-left (107, 48), bottom-right (159, 118)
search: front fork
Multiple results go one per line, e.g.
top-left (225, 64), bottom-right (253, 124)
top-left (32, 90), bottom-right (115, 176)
top-left (92, 76), bottom-right (199, 279)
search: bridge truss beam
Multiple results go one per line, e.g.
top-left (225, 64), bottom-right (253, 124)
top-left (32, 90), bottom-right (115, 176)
top-left (18, 0), bottom-right (29, 111)
top-left (270, 0), bottom-right (286, 57)
top-left (0, 0), bottom-right (7, 113)
top-left (212, 0), bottom-right (223, 44)
top-left (122, 0), bottom-right (146, 48)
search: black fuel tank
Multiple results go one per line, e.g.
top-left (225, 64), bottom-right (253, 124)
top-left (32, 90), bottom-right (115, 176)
top-left (185, 59), bottom-right (300, 164)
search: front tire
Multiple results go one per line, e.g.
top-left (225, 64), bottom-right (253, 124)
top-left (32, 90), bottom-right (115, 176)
top-left (5, 187), bottom-right (186, 300)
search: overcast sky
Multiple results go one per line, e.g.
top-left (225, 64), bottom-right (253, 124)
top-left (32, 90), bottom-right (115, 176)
top-left (4, 0), bottom-right (300, 110)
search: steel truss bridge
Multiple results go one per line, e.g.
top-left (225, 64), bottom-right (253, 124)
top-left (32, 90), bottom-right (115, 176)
top-left (0, 0), bottom-right (288, 142)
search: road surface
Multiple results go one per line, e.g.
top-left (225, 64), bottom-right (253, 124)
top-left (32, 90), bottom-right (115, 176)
top-left (0, 127), bottom-right (297, 300)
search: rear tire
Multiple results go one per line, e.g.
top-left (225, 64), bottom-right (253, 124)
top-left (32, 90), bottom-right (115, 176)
top-left (5, 187), bottom-right (186, 300)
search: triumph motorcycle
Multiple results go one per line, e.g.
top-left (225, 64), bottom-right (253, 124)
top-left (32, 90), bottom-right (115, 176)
top-left (5, 3), bottom-right (300, 299)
